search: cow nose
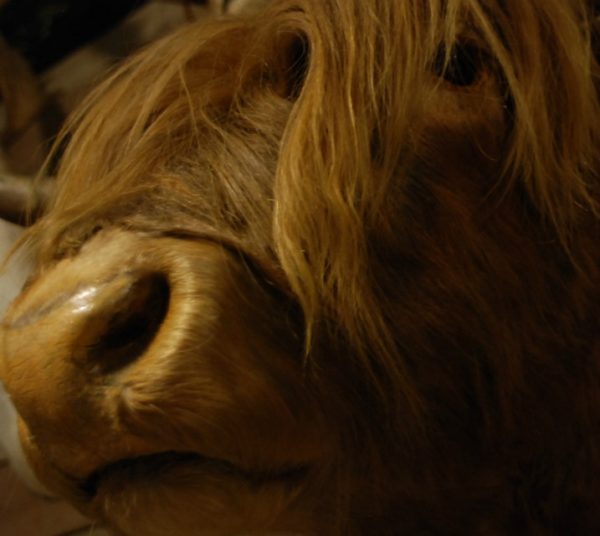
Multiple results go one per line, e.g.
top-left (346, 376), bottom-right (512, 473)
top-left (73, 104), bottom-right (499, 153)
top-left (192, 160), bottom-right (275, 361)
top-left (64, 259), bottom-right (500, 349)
top-left (0, 231), bottom-right (202, 440)
top-left (0, 230), bottom-right (221, 477)
top-left (0, 232), bottom-right (176, 400)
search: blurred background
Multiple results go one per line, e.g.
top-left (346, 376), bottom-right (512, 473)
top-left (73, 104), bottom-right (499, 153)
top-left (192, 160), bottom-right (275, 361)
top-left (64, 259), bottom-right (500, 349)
top-left (0, 0), bottom-right (213, 178)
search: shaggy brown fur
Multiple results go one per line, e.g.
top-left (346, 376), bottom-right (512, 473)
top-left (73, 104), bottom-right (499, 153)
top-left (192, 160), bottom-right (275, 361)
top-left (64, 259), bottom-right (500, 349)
top-left (1, 0), bottom-right (599, 534)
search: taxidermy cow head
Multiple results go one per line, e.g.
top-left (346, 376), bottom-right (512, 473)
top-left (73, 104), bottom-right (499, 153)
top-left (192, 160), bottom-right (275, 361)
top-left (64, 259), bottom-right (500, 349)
top-left (1, 0), bottom-right (599, 534)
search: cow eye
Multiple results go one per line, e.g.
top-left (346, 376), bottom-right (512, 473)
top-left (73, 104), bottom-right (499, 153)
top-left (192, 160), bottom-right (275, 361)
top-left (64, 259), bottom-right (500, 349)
top-left (434, 43), bottom-right (482, 87)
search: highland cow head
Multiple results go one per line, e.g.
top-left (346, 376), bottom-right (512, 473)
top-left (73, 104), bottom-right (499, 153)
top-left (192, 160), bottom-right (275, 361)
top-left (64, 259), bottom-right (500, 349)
top-left (1, 1), bottom-right (599, 534)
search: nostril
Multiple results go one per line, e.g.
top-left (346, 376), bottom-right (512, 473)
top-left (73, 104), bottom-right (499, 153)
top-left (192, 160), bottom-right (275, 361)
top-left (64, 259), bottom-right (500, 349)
top-left (86, 273), bottom-right (170, 374)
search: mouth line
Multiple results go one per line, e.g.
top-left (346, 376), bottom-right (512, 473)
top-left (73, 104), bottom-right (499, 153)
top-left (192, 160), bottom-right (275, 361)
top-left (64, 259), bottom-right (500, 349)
top-left (79, 450), bottom-right (309, 499)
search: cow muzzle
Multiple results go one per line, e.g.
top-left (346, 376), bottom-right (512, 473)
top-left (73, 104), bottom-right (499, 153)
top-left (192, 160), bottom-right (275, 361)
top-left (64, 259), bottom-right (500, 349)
top-left (0, 231), bottom-right (218, 481)
top-left (0, 229), bottom-right (324, 524)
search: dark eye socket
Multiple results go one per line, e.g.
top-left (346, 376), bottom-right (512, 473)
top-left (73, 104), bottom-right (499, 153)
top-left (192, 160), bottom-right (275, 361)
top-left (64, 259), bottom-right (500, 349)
top-left (434, 43), bottom-right (482, 87)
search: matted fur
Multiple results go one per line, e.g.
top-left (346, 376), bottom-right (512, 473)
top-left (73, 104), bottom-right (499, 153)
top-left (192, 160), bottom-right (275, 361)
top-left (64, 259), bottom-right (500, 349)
top-left (4, 0), bottom-right (600, 533)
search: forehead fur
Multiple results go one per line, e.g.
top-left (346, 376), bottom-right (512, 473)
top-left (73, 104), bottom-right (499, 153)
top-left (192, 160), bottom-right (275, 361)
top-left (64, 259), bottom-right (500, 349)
top-left (37, 0), bottom-right (599, 232)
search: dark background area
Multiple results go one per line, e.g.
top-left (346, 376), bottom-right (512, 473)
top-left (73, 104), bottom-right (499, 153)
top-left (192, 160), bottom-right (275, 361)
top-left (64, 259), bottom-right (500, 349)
top-left (0, 0), bottom-right (206, 72)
